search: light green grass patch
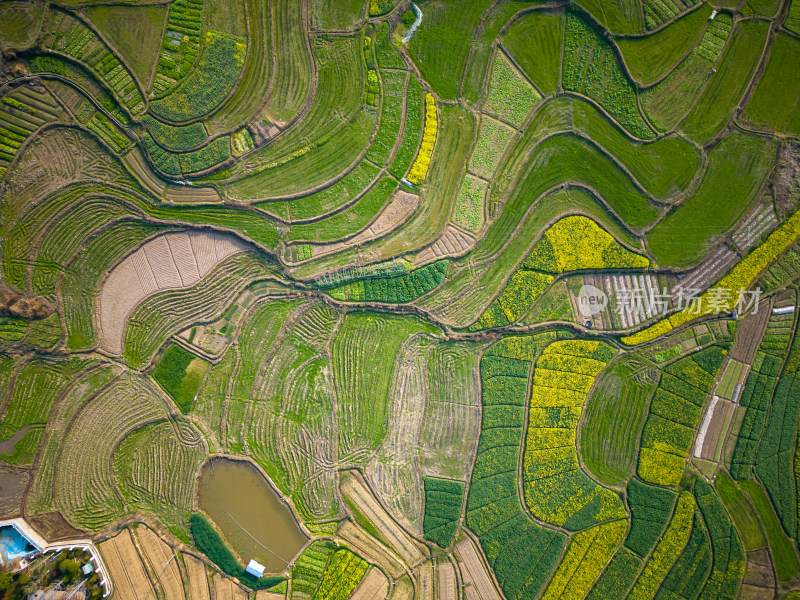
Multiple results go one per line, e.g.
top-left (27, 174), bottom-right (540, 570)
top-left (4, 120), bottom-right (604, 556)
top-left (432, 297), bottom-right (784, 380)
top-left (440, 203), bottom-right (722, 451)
top-left (502, 10), bottom-right (563, 96)
top-left (482, 51), bottom-right (541, 129)
top-left (452, 174), bottom-right (486, 233)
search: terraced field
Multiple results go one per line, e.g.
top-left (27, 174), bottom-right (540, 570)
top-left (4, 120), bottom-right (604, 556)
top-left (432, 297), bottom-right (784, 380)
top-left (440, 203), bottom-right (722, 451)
top-left (1, 1), bottom-right (800, 599)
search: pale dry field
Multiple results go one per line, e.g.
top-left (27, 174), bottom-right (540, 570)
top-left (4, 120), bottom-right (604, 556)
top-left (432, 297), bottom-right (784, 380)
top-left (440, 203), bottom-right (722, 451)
top-left (349, 567), bottom-right (390, 600)
top-left (98, 230), bottom-right (247, 354)
top-left (136, 526), bottom-right (185, 600)
top-left (454, 538), bottom-right (502, 600)
top-left (415, 226), bottom-right (475, 264)
top-left (98, 529), bottom-right (155, 600)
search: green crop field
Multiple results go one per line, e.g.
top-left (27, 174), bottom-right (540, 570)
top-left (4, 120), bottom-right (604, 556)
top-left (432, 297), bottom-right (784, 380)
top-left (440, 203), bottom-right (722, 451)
top-left (2, 2), bottom-right (800, 599)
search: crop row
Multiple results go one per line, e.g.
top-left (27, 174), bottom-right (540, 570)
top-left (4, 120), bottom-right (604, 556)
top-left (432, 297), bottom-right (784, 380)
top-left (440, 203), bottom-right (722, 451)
top-left (0, 358), bottom-right (92, 448)
top-left (452, 174), bottom-right (485, 233)
top-left (151, 31), bottom-right (246, 122)
top-left (113, 419), bottom-right (205, 534)
top-left (694, 480), bottom-right (745, 599)
top-left (467, 335), bottom-right (568, 600)
top-left (482, 52), bottom-right (540, 129)
top-left (523, 340), bottom-right (625, 530)
top-left (328, 260), bottom-right (447, 303)
top-left (563, 13), bottom-right (653, 139)
top-left (626, 205), bottom-right (800, 345)
top-left (32, 195), bottom-right (133, 297)
top-left (643, 0), bottom-right (701, 30)
top-left (640, 16), bottom-right (732, 132)
top-left (469, 215), bottom-right (648, 331)
top-left (422, 477), bottom-right (464, 548)
top-left (62, 220), bottom-right (172, 350)
top-left (231, 127), bottom-right (254, 156)
top-left (0, 86), bottom-right (63, 176)
top-left (124, 252), bottom-right (267, 368)
top-left (27, 55), bottom-right (129, 125)
top-left (313, 549), bottom-right (368, 600)
top-left (374, 22), bottom-right (405, 69)
top-left (86, 112), bottom-right (131, 152)
top-left (731, 353), bottom-right (781, 480)
top-left (586, 548), bottom-right (641, 600)
top-left (468, 116), bottom-right (515, 180)
top-left (291, 542), bottom-right (333, 598)
top-left (3, 184), bottom-right (90, 290)
top-left (637, 345), bottom-right (726, 486)
top-left (47, 11), bottom-right (144, 114)
top-left (542, 520), bottom-right (627, 600)
top-left (388, 76), bottom-right (423, 179)
top-left (787, 1), bottom-right (800, 34)
top-left (753, 371), bottom-right (800, 536)
top-left (288, 176), bottom-right (396, 244)
top-left (143, 115), bottom-right (208, 151)
top-left (694, 15), bottom-right (733, 63)
top-left (26, 364), bottom-right (119, 514)
top-left (627, 492), bottom-right (695, 600)
top-left (264, 160), bottom-right (381, 223)
top-left (56, 375), bottom-right (169, 530)
top-left (366, 70), bottom-right (406, 166)
top-left (654, 510), bottom-right (712, 600)
top-left (152, 0), bottom-right (205, 93)
top-left (625, 478), bottom-right (677, 557)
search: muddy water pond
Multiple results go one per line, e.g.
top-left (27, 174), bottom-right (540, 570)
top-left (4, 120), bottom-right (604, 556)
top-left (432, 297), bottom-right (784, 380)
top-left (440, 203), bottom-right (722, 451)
top-left (197, 457), bottom-right (308, 573)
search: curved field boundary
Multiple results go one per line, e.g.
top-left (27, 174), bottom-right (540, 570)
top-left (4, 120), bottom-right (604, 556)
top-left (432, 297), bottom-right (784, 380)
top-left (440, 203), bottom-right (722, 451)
top-left (98, 230), bottom-right (248, 355)
top-left (295, 190), bottom-right (419, 262)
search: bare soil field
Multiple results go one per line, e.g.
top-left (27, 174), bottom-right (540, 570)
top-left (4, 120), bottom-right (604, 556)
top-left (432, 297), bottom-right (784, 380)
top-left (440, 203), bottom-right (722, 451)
top-left (454, 538), bottom-right (502, 600)
top-left (308, 191), bottom-right (419, 259)
top-left (415, 226), bottom-right (476, 264)
top-left (136, 526), bottom-right (185, 600)
top-left (350, 567), bottom-right (390, 600)
top-left (98, 529), bottom-right (156, 600)
top-left (98, 230), bottom-right (248, 354)
top-left (183, 554), bottom-right (211, 600)
top-left (340, 471), bottom-right (427, 568)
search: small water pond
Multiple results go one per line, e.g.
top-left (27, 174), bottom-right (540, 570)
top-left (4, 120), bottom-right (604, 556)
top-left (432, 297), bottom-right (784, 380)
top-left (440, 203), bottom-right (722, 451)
top-left (197, 457), bottom-right (308, 573)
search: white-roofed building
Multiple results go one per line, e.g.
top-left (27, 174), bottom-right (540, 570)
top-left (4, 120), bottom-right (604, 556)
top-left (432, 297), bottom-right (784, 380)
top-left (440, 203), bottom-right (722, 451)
top-left (245, 559), bottom-right (265, 578)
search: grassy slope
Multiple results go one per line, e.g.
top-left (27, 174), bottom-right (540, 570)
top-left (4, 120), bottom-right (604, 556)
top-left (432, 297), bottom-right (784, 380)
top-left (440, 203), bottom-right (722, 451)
top-left (646, 131), bottom-right (777, 268)
top-left (680, 19), bottom-right (770, 144)
top-left (580, 358), bottom-right (655, 487)
top-left (615, 4), bottom-right (711, 86)
top-left (502, 10), bottom-right (564, 96)
top-left (84, 4), bottom-right (167, 85)
top-left (577, 0), bottom-right (644, 34)
top-left (740, 479), bottom-right (800, 584)
top-left (744, 32), bottom-right (800, 136)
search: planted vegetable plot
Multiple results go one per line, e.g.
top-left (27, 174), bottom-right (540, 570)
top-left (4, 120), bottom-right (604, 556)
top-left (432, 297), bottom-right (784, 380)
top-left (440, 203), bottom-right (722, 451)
top-left (2, 2), bottom-right (799, 599)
